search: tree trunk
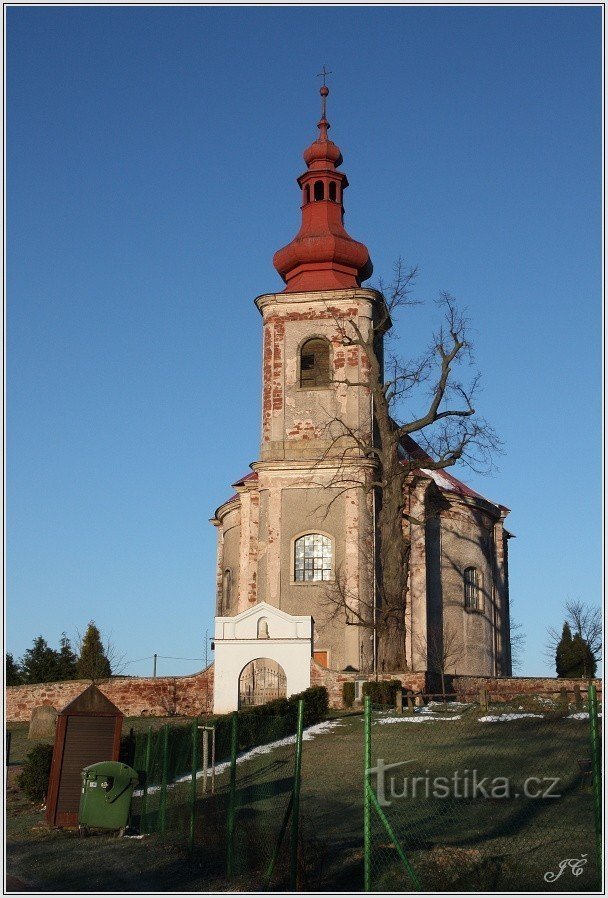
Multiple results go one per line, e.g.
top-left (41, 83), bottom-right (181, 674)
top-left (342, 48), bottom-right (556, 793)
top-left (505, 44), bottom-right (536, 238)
top-left (375, 434), bottom-right (409, 672)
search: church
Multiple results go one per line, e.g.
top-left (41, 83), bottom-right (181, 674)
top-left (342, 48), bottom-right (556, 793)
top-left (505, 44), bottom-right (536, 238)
top-left (211, 85), bottom-right (512, 713)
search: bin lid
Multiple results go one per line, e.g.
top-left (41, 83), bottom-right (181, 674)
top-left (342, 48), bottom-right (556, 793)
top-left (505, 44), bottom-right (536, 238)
top-left (82, 761), bottom-right (138, 779)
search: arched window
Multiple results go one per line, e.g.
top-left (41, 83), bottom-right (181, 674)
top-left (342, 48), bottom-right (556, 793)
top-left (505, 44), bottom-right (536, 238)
top-left (328, 181), bottom-right (337, 202)
top-left (313, 180), bottom-right (324, 201)
top-left (304, 184), bottom-right (310, 204)
top-left (257, 617), bottom-right (270, 638)
top-left (294, 534), bottom-right (333, 582)
top-left (300, 337), bottom-right (330, 387)
top-left (221, 569), bottom-right (231, 613)
top-left (464, 567), bottom-right (482, 611)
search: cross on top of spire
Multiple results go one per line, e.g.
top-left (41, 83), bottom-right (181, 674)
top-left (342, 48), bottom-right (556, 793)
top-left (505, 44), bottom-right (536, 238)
top-left (317, 65), bottom-right (332, 121)
top-left (317, 65), bottom-right (332, 87)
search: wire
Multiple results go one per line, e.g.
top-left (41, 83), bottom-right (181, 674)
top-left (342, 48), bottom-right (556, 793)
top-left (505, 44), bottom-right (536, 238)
top-left (156, 655), bottom-right (207, 662)
top-left (123, 656), bottom-right (154, 665)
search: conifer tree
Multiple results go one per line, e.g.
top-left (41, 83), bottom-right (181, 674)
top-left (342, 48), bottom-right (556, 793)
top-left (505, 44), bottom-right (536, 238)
top-left (571, 633), bottom-right (597, 678)
top-left (76, 622), bottom-right (111, 680)
top-left (6, 652), bottom-right (22, 686)
top-left (555, 621), bottom-right (573, 677)
top-left (20, 637), bottom-right (61, 684)
top-left (56, 632), bottom-right (78, 681)
top-left (556, 621), bottom-right (596, 678)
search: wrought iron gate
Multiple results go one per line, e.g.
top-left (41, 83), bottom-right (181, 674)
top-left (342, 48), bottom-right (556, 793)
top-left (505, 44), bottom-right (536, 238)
top-left (239, 660), bottom-right (287, 708)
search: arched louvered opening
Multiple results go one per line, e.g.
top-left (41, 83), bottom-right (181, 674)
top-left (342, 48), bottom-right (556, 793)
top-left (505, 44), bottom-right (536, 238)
top-left (300, 337), bottom-right (331, 387)
top-left (313, 180), bottom-right (324, 201)
top-left (304, 184), bottom-right (310, 204)
top-left (328, 181), bottom-right (337, 202)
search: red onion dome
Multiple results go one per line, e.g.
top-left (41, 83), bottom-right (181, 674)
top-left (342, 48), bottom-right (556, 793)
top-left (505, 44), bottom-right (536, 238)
top-left (273, 86), bottom-right (372, 293)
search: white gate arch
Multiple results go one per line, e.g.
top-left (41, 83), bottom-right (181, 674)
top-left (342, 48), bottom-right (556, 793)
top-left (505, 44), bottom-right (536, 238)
top-left (213, 602), bottom-right (313, 714)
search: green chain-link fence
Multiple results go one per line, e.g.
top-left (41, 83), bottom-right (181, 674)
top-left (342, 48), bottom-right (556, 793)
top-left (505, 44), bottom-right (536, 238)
top-left (128, 718), bottom-right (203, 848)
top-left (125, 700), bottom-right (305, 889)
top-left (225, 700), bottom-right (304, 890)
top-left (364, 685), bottom-right (602, 892)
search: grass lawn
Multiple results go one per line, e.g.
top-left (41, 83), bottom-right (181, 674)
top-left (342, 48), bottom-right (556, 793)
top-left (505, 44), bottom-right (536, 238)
top-left (5, 705), bottom-right (601, 892)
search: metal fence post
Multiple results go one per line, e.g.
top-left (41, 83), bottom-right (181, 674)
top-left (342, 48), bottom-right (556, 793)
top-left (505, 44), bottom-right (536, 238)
top-left (364, 695), bottom-right (371, 892)
top-left (289, 699), bottom-right (305, 890)
top-left (588, 683), bottom-right (602, 882)
top-left (158, 724), bottom-right (170, 836)
top-left (226, 712), bottom-right (238, 877)
top-left (188, 716), bottom-right (199, 853)
top-left (140, 726), bottom-right (153, 833)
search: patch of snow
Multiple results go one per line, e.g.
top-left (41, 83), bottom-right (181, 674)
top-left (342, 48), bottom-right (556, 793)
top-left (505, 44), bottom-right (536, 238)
top-left (421, 468), bottom-right (454, 491)
top-left (376, 715), bottom-right (462, 724)
top-left (478, 713), bottom-right (544, 723)
top-left (568, 711), bottom-right (603, 720)
top-left (427, 701), bottom-right (472, 709)
top-left (133, 719), bottom-right (343, 796)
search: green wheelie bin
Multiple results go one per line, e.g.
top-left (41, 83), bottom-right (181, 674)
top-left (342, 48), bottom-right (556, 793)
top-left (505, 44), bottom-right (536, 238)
top-left (78, 761), bottom-right (139, 835)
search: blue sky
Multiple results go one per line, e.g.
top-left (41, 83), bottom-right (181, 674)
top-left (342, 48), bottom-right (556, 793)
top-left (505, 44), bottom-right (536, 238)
top-left (7, 6), bottom-right (602, 678)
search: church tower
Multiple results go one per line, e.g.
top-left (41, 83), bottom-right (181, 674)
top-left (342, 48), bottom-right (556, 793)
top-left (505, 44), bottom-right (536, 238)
top-left (213, 84), bottom-right (383, 680)
top-left (253, 84), bottom-right (382, 672)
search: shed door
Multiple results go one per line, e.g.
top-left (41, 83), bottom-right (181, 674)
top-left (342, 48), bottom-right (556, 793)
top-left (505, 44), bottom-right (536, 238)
top-left (56, 716), bottom-right (116, 822)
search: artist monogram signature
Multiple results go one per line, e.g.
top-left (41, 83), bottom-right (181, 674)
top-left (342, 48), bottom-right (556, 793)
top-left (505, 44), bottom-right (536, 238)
top-left (544, 855), bottom-right (588, 882)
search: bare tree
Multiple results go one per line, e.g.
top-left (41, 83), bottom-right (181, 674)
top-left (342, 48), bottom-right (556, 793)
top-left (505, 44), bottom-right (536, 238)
top-left (416, 620), bottom-right (466, 698)
top-left (545, 599), bottom-right (602, 666)
top-left (318, 260), bottom-right (500, 671)
top-left (509, 615), bottom-right (526, 673)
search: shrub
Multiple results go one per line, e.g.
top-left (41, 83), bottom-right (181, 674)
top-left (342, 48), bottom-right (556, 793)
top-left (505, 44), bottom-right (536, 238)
top-left (342, 682), bottom-right (355, 708)
top-left (212, 685), bottom-right (329, 762)
top-left (18, 743), bottom-right (54, 802)
top-left (362, 680), bottom-right (402, 709)
top-left (292, 685), bottom-right (328, 725)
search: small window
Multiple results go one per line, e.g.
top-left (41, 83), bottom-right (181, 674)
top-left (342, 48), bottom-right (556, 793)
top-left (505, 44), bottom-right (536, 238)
top-left (328, 181), bottom-right (337, 202)
top-left (313, 180), bottom-right (324, 201)
top-left (221, 569), bottom-right (231, 614)
top-left (464, 567), bottom-right (482, 611)
top-left (300, 337), bottom-right (330, 387)
top-left (294, 534), bottom-right (332, 582)
top-left (304, 184), bottom-right (310, 204)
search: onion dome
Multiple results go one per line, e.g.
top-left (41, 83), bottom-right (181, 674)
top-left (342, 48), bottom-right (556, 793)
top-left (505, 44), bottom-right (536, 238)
top-left (273, 85), bottom-right (373, 292)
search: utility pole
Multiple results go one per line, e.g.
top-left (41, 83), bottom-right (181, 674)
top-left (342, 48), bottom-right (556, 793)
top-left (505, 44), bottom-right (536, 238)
top-left (153, 653), bottom-right (157, 678)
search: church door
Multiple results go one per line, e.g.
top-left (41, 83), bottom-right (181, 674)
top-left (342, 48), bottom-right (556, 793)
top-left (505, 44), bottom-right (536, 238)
top-left (238, 658), bottom-right (287, 708)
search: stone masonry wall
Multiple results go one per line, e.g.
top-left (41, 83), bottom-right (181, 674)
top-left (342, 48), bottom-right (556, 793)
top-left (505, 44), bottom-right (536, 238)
top-left (310, 659), bottom-right (426, 708)
top-left (453, 674), bottom-right (602, 701)
top-left (6, 666), bottom-right (214, 722)
top-left (8, 664), bottom-right (598, 720)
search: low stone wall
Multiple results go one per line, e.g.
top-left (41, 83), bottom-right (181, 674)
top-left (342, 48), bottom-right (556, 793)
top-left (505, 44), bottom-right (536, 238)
top-left (452, 674), bottom-right (602, 702)
top-left (310, 659), bottom-right (426, 708)
top-left (10, 665), bottom-right (596, 720)
top-left (6, 666), bottom-right (214, 722)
